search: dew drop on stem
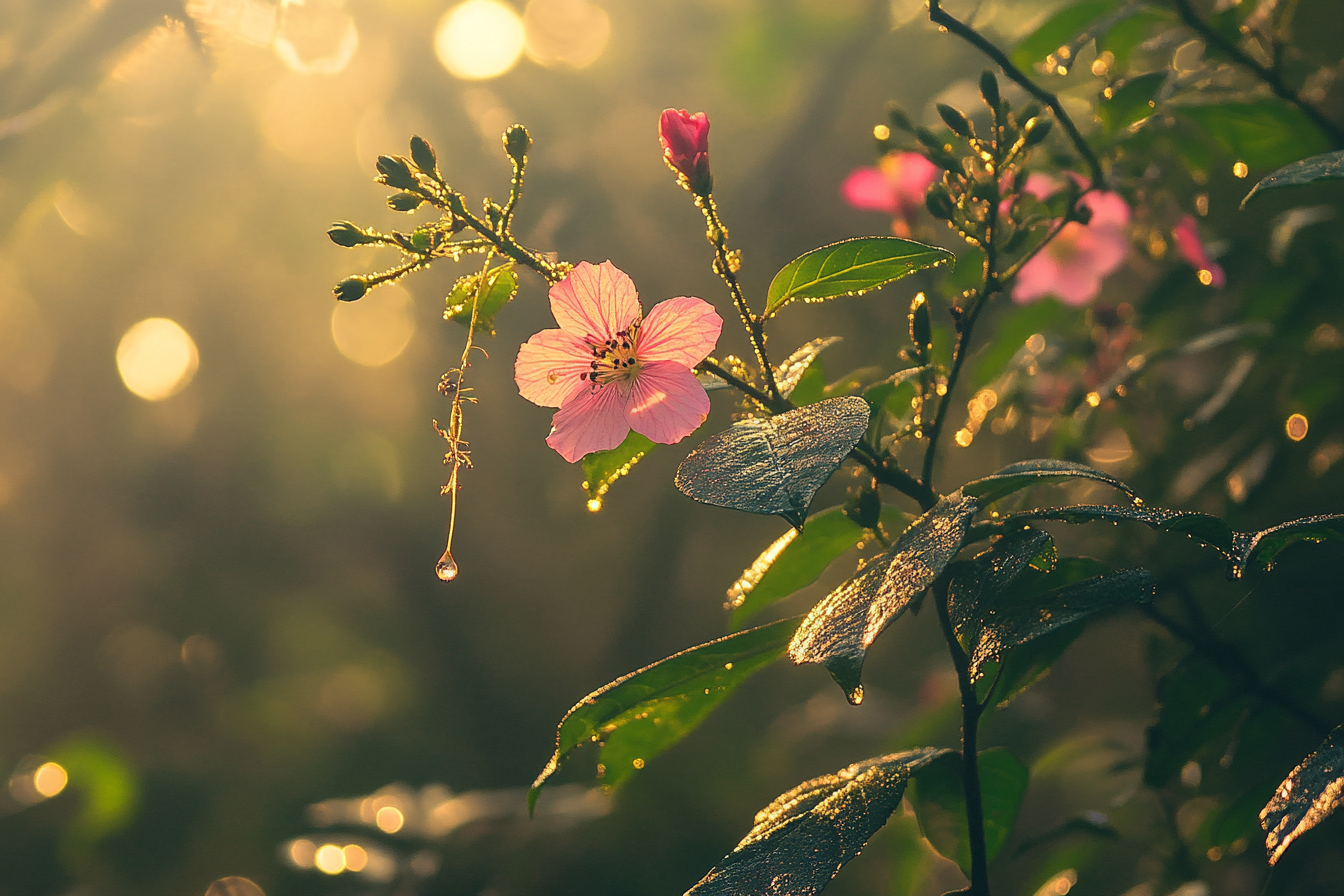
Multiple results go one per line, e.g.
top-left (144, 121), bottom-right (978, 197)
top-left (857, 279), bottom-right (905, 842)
top-left (436, 549), bottom-right (459, 582)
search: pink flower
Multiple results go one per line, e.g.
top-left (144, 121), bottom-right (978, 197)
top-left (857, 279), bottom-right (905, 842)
top-left (1172, 214), bottom-right (1226, 288)
top-left (515, 261), bottom-right (723, 463)
top-left (1012, 190), bottom-right (1132, 306)
top-left (659, 109), bottom-right (713, 196)
top-left (841, 152), bottom-right (940, 237)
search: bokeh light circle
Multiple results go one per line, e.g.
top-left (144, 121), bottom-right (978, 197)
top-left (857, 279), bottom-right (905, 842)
top-left (116, 317), bottom-right (200, 401)
top-left (330, 283), bottom-right (416, 367)
top-left (434, 0), bottom-right (526, 80)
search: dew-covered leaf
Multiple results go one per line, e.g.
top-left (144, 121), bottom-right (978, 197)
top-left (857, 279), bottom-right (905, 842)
top-left (580, 431), bottom-right (656, 512)
top-left (1007, 504), bottom-right (1235, 555)
top-left (976, 624), bottom-right (1083, 709)
top-left (530, 618), bottom-right (797, 811)
top-left (444, 264), bottom-right (518, 335)
top-left (776, 337), bottom-right (843, 399)
top-left (729, 506), bottom-right (910, 630)
top-left (948, 526), bottom-right (1057, 652)
top-left (686, 748), bottom-right (950, 896)
top-left (967, 566), bottom-right (1154, 681)
top-left (764, 237), bottom-right (954, 318)
top-left (1233, 514), bottom-right (1344, 577)
top-left (961, 459), bottom-right (1137, 506)
top-left (1144, 653), bottom-right (1248, 787)
top-left (1096, 71), bottom-right (1166, 137)
top-left (675, 397), bottom-right (872, 529)
top-left (908, 748), bottom-right (1030, 876)
top-left (1241, 150), bottom-right (1344, 208)
top-left (789, 493), bottom-right (979, 702)
top-left (1261, 725), bottom-right (1344, 864)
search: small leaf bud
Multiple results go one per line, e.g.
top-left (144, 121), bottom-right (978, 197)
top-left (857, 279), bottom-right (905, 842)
top-left (504, 124), bottom-right (532, 165)
top-left (387, 192), bottom-right (425, 212)
top-left (327, 221), bottom-right (373, 247)
top-left (886, 102), bottom-right (914, 133)
top-left (936, 103), bottom-right (973, 138)
top-left (925, 183), bottom-right (956, 220)
top-left (909, 292), bottom-right (932, 353)
top-left (334, 276), bottom-right (368, 302)
top-left (843, 481), bottom-right (882, 530)
top-left (1023, 117), bottom-right (1054, 146)
top-left (978, 71), bottom-right (1001, 118)
top-left (376, 154), bottom-right (417, 191)
top-left (409, 135), bottom-right (438, 177)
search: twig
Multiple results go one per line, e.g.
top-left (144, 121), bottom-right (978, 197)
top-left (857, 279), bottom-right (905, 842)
top-left (1170, 0), bottom-right (1344, 150)
top-left (927, 0), bottom-right (1106, 187)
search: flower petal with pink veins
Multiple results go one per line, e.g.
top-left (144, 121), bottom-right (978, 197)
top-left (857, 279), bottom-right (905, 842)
top-left (548, 260), bottom-right (640, 341)
top-left (638, 297), bottom-right (722, 367)
top-left (546, 384), bottom-right (631, 463)
top-left (841, 167), bottom-right (898, 214)
top-left (624, 361), bottom-right (710, 445)
top-left (515, 328), bottom-right (593, 408)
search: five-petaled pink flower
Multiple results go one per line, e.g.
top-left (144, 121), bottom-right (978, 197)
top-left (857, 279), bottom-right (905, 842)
top-left (1012, 185), bottom-right (1132, 306)
top-left (841, 152), bottom-right (940, 238)
top-left (659, 109), bottom-right (713, 196)
top-left (1172, 214), bottom-right (1226, 288)
top-left (515, 261), bottom-right (723, 463)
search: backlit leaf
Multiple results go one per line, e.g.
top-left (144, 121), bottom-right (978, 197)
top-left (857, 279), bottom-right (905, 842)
top-left (529, 618), bottom-right (798, 811)
top-left (675, 397), bottom-right (872, 529)
top-left (1233, 514), bottom-right (1344, 577)
top-left (908, 749), bottom-right (1030, 876)
top-left (1096, 71), bottom-right (1166, 137)
top-left (1260, 725), bottom-right (1344, 864)
top-left (1010, 0), bottom-right (1115, 72)
top-left (789, 493), bottom-right (978, 702)
top-left (962, 459), bottom-right (1137, 505)
top-left (444, 264), bottom-right (518, 336)
top-left (1241, 150), bottom-right (1344, 208)
top-left (776, 337), bottom-right (843, 399)
top-left (730, 506), bottom-right (911, 630)
top-left (687, 748), bottom-right (950, 896)
top-left (764, 237), bottom-right (954, 318)
top-left (581, 430), bottom-right (656, 511)
top-left (1006, 503), bottom-right (1235, 555)
top-left (1182, 101), bottom-right (1331, 173)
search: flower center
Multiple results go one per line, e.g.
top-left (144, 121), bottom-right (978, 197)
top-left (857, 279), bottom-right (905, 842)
top-left (581, 320), bottom-right (643, 389)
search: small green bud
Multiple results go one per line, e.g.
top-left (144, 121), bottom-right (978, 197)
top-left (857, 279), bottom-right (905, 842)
top-left (387, 192), bottom-right (425, 212)
top-left (843, 481), bottom-right (882, 531)
top-left (327, 221), bottom-right (372, 247)
top-left (409, 135), bottom-right (438, 177)
top-left (978, 71), bottom-right (1001, 118)
top-left (485, 200), bottom-right (504, 229)
top-left (375, 155), bottom-right (417, 191)
top-left (925, 183), bottom-right (956, 220)
top-left (886, 102), bottom-right (914, 133)
top-left (410, 228), bottom-right (432, 252)
top-left (914, 127), bottom-right (958, 170)
top-left (936, 103), bottom-right (973, 138)
top-left (335, 276), bottom-right (368, 302)
top-left (445, 192), bottom-right (468, 217)
top-left (1020, 102), bottom-right (1042, 122)
top-left (503, 124), bottom-right (531, 165)
top-left (908, 292), bottom-right (932, 353)
top-left (1023, 116), bottom-right (1053, 146)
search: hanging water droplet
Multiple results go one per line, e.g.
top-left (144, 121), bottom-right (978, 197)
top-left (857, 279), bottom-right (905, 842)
top-left (436, 549), bottom-right (459, 582)
top-left (846, 684), bottom-right (865, 706)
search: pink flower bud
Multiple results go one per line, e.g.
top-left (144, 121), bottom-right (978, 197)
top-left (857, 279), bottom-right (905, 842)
top-left (659, 109), bottom-right (713, 196)
top-left (1172, 214), bottom-right (1226, 288)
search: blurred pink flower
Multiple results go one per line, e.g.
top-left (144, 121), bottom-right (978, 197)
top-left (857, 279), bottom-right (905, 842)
top-left (515, 261), bottom-right (722, 463)
top-left (659, 109), bottom-right (713, 195)
top-left (1172, 214), bottom-right (1226, 288)
top-left (841, 152), bottom-right (939, 237)
top-left (1012, 190), bottom-right (1132, 306)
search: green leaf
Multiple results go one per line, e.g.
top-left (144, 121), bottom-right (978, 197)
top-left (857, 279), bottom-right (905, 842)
top-left (675, 397), bottom-right (872, 529)
top-left (1010, 0), bottom-right (1115, 71)
top-left (971, 299), bottom-right (1067, 388)
top-left (1006, 503), bottom-right (1235, 555)
top-left (1094, 8), bottom-right (1171, 72)
top-left (1144, 653), bottom-right (1248, 787)
top-left (1261, 725), bottom-right (1344, 864)
top-left (775, 337), bottom-right (843, 399)
top-left (581, 430), bottom-right (656, 512)
top-left (729, 505), bottom-right (911, 630)
top-left (529, 618), bottom-right (798, 811)
top-left (1241, 150), bottom-right (1344, 208)
top-left (961, 459), bottom-right (1138, 505)
top-left (47, 734), bottom-right (139, 849)
top-left (444, 264), bottom-right (519, 336)
top-left (789, 493), bottom-right (979, 703)
top-left (1181, 101), bottom-right (1331, 173)
top-left (977, 624), bottom-right (1084, 709)
top-left (966, 567), bottom-right (1154, 681)
top-left (764, 237), bottom-right (954, 318)
top-left (908, 749), bottom-right (1030, 876)
top-left (1096, 71), bottom-right (1166, 137)
top-left (949, 526), bottom-right (1057, 653)
top-left (687, 748), bottom-right (951, 896)
top-left (1233, 513), bottom-right (1344, 576)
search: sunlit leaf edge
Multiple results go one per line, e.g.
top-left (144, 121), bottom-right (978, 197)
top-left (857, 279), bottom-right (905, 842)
top-left (764, 237), bottom-right (955, 318)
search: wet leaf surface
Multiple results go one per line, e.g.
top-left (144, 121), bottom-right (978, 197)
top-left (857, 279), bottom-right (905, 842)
top-left (962, 459), bottom-right (1137, 506)
top-left (581, 430), bottom-right (656, 511)
top-left (1233, 514), bottom-right (1344, 577)
top-left (948, 526), bottom-right (1056, 651)
top-left (675, 397), bottom-right (872, 529)
top-left (686, 747), bottom-right (950, 896)
top-left (530, 619), bottom-right (797, 811)
top-left (729, 506), bottom-right (910, 630)
top-left (764, 237), bottom-right (954, 318)
top-left (1007, 503), bottom-right (1235, 554)
top-left (1261, 724), bottom-right (1344, 864)
top-left (775, 337), bottom-right (843, 399)
top-left (443, 264), bottom-right (518, 335)
top-left (1241, 149), bottom-right (1344, 208)
top-left (907, 748), bottom-right (1029, 876)
top-left (788, 493), bottom-right (978, 702)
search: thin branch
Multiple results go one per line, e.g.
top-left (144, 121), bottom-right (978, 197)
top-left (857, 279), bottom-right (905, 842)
top-left (1170, 0), bottom-right (1344, 150)
top-left (927, 0), bottom-right (1105, 187)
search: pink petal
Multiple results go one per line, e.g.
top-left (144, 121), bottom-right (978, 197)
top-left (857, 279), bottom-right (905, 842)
top-left (890, 152), bottom-right (939, 205)
top-left (1172, 214), bottom-right (1210, 268)
top-left (546, 384), bottom-right (631, 463)
top-left (1011, 253), bottom-right (1060, 303)
top-left (624, 361), bottom-right (710, 445)
top-left (1206, 263), bottom-right (1227, 288)
top-left (841, 167), bottom-right (898, 214)
top-left (549, 261), bottom-right (641, 341)
top-left (1022, 172), bottom-right (1062, 202)
top-left (1081, 191), bottom-right (1131, 230)
top-left (638, 297), bottom-right (722, 366)
top-left (1050, 261), bottom-right (1104, 306)
top-left (1072, 224), bottom-right (1130, 277)
top-left (515, 328), bottom-right (593, 408)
